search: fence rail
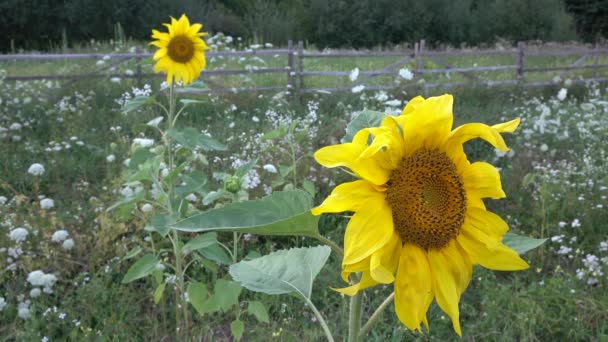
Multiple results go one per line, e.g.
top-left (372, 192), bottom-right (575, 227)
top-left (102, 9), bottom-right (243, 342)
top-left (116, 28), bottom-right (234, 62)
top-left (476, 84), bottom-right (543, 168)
top-left (1, 40), bottom-right (608, 99)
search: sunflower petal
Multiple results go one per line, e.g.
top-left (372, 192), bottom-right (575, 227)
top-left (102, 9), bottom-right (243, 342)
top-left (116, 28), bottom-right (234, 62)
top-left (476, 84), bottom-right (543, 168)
top-left (394, 243), bottom-right (433, 332)
top-left (311, 180), bottom-right (384, 215)
top-left (343, 198), bottom-right (394, 265)
top-left (458, 224), bottom-right (529, 270)
top-left (444, 117), bottom-right (519, 154)
top-left (462, 162), bottom-right (506, 200)
top-left (492, 118), bottom-right (521, 133)
top-left (399, 94), bottom-right (454, 153)
top-left (333, 271), bottom-right (379, 296)
top-left (314, 129), bottom-right (391, 185)
top-left (428, 241), bottom-right (472, 336)
top-left (466, 208), bottom-right (509, 240)
top-left (370, 232), bottom-right (401, 283)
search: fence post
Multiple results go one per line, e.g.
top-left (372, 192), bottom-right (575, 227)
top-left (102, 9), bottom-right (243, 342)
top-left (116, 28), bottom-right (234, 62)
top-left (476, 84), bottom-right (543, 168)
top-left (517, 41), bottom-right (525, 81)
top-left (287, 40), bottom-right (295, 98)
top-left (416, 40), bottom-right (425, 76)
top-left (593, 43), bottom-right (599, 79)
top-left (297, 41), bottom-right (304, 101)
top-left (136, 47), bottom-right (143, 86)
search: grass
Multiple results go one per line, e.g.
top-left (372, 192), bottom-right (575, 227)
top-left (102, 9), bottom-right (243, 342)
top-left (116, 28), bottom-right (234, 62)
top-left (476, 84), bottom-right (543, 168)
top-left (1, 38), bottom-right (608, 341)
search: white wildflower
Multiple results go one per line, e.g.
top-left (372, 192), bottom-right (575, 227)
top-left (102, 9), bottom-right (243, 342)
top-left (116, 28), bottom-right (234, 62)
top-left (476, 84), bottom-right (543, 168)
top-left (62, 239), bottom-right (75, 250)
top-left (571, 219), bottom-right (581, 228)
top-left (185, 194), bottom-right (198, 202)
top-left (51, 230), bottom-right (69, 242)
top-left (9, 228), bottom-right (29, 242)
top-left (40, 198), bottom-right (55, 210)
top-left (399, 68), bottom-right (414, 80)
top-left (106, 154), bottom-right (116, 162)
top-left (0, 297), bottom-right (6, 311)
top-left (28, 163), bottom-right (45, 176)
top-left (30, 288), bottom-right (41, 298)
top-left (18, 303), bottom-right (30, 320)
top-left (133, 138), bottom-right (155, 148)
top-left (263, 164), bottom-right (278, 173)
top-left (349, 68), bottom-right (359, 82)
top-left (351, 85), bottom-right (365, 93)
top-left (557, 88), bottom-right (567, 101)
top-left (0, 196), bottom-right (7, 205)
top-left (141, 203), bottom-right (153, 213)
top-left (540, 144), bottom-right (548, 152)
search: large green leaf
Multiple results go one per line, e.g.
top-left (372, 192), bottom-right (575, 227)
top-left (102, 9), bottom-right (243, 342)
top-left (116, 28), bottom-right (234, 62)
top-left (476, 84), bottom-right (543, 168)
top-left (187, 281), bottom-right (209, 316)
top-left (122, 254), bottom-right (159, 283)
top-left (122, 95), bottom-right (155, 114)
top-left (503, 232), bottom-right (547, 255)
top-left (230, 320), bottom-right (244, 341)
top-left (229, 246), bottom-right (331, 299)
top-left (182, 232), bottom-right (218, 255)
top-left (171, 190), bottom-right (319, 237)
top-left (247, 301), bottom-right (269, 323)
top-left (201, 279), bottom-right (242, 314)
top-left (342, 110), bottom-right (385, 143)
top-left (167, 127), bottom-right (227, 151)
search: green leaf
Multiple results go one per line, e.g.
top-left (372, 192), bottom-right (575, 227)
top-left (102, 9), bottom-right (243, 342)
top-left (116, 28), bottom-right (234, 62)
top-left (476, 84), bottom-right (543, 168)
top-left (187, 281), bottom-right (209, 316)
top-left (229, 246), bottom-right (331, 299)
top-left (230, 320), bottom-right (244, 341)
top-left (128, 148), bottom-right (156, 172)
top-left (148, 214), bottom-right (175, 237)
top-left (172, 190), bottom-right (320, 237)
top-left (106, 191), bottom-right (145, 212)
top-left (123, 246), bottom-right (142, 260)
top-left (235, 159), bottom-right (258, 178)
top-left (261, 125), bottom-right (288, 140)
top-left (122, 95), bottom-right (155, 114)
top-left (175, 171), bottom-right (208, 197)
top-left (183, 232), bottom-right (218, 255)
top-left (122, 254), bottom-right (159, 283)
top-left (278, 164), bottom-right (294, 178)
top-left (503, 232), bottom-right (547, 255)
top-left (302, 180), bottom-right (315, 197)
top-left (167, 128), bottom-right (227, 152)
top-left (153, 283), bottom-right (166, 304)
top-left (202, 279), bottom-right (241, 313)
top-left (197, 244), bottom-right (233, 265)
top-left (342, 110), bottom-right (385, 143)
top-left (247, 301), bottom-right (269, 323)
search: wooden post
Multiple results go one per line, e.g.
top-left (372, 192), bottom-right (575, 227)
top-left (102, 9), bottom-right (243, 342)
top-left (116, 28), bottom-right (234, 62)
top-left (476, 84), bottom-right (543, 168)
top-left (297, 41), bottom-right (304, 101)
top-left (593, 43), bottom-right (599, 79)
top-left (416, 40), bottom-right (425, 75)
top-left (136, 47), bottom-right (143, 86)
top-left (517, 41), bottom-right (525, 81)
top-left (287, 40), bottom-right (295, 97)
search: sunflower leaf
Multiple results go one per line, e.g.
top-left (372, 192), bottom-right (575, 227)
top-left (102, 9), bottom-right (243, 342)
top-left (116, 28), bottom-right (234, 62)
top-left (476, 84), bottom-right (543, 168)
top-left (342, 110), bottom-right (385, 143)
top-left (171, 190), bottom-right (319, 237)
top-left (503, 232), bottom-right (547, 255)
top-left (228, 246), bottom-right (331, 299)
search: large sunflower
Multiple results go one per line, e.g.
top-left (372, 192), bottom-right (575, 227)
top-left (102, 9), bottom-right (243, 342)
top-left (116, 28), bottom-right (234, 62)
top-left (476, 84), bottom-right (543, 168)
top-left (150, 14), bottom-right (209, 85)
top-left (312, 94), bottom-right (528, 335)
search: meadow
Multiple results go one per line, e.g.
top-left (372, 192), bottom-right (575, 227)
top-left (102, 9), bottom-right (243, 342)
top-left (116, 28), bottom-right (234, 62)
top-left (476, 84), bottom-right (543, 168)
top-left (1, 36), bottom-right (607, 341)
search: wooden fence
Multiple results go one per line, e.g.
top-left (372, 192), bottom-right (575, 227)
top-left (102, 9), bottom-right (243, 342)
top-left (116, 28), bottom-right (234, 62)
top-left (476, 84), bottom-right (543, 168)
top-left (1, 40), bottom-right (608, 98)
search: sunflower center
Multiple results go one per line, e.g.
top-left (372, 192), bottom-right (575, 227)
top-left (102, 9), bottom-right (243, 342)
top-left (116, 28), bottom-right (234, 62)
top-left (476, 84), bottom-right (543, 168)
top-left (167, 35), bottom-right (195, 63)
top-left (386, 149), bottom-right (466, 249)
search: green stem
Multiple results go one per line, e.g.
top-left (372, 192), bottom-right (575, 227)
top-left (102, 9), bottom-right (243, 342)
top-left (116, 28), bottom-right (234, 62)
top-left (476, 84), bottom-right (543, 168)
top-left (358, 292), bottom-right (394, 339)
top-left (289, 139), bottom-right (298, 186)
top-left (314, 234), bottom-right (344, 258)
top-left (232, 231), bottom-right (239, 263)
top-left (348, 290), bottom-right (363, 342)
top-left (302, 296), bottom-right (335, 342)
top-left (171, 230), bottom-right (182, 337)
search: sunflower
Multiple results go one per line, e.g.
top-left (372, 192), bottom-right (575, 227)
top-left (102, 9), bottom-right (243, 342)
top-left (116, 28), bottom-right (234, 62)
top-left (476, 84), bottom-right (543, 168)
top-left (150, 14), bottom-right (209, 85)
top-left (311, 94), bottom-right (528, 335)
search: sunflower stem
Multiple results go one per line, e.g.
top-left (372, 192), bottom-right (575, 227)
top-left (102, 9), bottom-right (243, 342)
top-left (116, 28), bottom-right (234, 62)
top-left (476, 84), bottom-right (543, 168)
top-left (314, 234), bottom-right (344, 258)
top-left (348, 290), bottom-right (363, 342)
top-left (358, 292), bottom-right (394, 339)
top-left (302, 295), bottom-right (335, 342)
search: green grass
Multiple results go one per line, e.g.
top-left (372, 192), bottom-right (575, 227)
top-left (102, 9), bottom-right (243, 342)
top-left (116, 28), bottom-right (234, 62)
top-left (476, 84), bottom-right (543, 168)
top-left (1, 41), bottom-right (608, 341)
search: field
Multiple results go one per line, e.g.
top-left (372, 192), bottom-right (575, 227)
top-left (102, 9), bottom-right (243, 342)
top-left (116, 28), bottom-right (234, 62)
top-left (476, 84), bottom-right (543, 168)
top-left (1, 36), bottom-right (608, 341)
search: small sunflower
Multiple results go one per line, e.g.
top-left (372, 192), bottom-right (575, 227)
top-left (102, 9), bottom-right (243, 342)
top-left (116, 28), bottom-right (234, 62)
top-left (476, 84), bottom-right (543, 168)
top-left (312, 94), bottom-right (528, 335)
top-left (150, 14), bottom-right (209, 85)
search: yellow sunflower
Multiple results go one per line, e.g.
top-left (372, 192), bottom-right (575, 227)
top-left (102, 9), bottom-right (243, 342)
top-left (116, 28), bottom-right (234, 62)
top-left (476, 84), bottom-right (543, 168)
top-left (150, 14), bottom-right (209, 85)
top-left (311, 94), bottom-right (528, 336)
